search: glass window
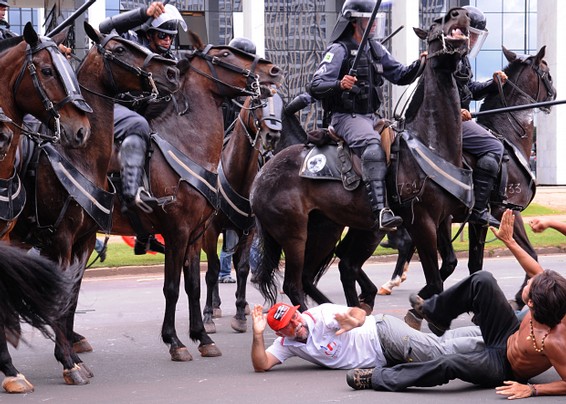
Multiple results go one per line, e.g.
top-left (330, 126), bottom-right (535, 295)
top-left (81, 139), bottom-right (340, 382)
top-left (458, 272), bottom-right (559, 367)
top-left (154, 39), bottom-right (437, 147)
top-left (503, 14), bottom-right (526, 50)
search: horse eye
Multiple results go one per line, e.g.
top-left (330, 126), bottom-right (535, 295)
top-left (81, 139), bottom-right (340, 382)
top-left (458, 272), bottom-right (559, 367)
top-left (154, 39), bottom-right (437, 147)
top-left (114, 46), bottom-right (126, 54)
top-left (222, 51), bottom-right (230, 57)
top-left (41, 67), bottom-right (54, 76)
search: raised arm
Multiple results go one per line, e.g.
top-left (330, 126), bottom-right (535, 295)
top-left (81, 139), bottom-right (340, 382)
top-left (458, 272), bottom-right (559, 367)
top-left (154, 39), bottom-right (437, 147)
top-left (251, 304), bottom-right (281, 372)
top-left (529, 217), bottom-right (566, 237)
top-left (490, 209), bottom-right (543, 277)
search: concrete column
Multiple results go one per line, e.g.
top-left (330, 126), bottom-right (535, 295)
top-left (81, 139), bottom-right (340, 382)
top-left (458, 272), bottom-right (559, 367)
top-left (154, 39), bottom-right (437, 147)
top-left (390, 0), bottom-right (420, 112)
top-left (536, 0), bottom-right (566, 185)
top-left (87, 0), bottom-right (106, 34)
top-left (242, 0), bottom-right (264, 57)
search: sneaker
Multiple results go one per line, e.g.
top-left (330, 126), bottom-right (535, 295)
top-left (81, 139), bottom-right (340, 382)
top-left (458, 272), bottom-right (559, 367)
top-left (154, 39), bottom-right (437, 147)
top-left (346, 368), bottom-right (374, 390)
top-left (409, 294), bottom-right (447, 336)
top-left (218, 276), bottom-right (236, 284)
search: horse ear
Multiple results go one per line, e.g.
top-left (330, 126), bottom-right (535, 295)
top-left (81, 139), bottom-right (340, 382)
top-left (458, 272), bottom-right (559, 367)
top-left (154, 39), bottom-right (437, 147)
top-left (413, 27), bottom-right (428, 40)
top-left (84, 21), bottom-right (102, 45)
top-left (23, 22), bottom-right (39, 47)
top-left (51, 27), bottom-right (70, 45)
top-left (534, 46), bottom-right (546, 65)
top-left (188, 30), bottom-right (205, 51)
top-left (502, 46), bottom-right (517, 63)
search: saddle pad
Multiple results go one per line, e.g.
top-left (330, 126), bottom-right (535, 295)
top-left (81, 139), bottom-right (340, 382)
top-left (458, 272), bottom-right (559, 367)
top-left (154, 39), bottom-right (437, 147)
top-left (299, 144), bottom-right (342, 181)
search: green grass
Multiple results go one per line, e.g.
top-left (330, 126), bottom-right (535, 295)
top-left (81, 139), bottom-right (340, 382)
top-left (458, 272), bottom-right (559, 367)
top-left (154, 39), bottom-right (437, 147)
top-left (89, 203), bottom-right (566, 268)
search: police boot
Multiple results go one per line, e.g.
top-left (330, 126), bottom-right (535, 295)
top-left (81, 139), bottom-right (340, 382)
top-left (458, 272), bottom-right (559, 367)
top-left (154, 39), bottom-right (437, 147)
top-left (119, 134), bottom-right (158, 213)
top-left (469, 152), bottom-right (501, 227)
top-left (361, 144), bottom-right (402, 231)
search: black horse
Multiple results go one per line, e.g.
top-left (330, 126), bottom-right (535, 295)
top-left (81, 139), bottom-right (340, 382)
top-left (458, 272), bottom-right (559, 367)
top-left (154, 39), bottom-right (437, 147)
top-left (377, 45), bottom-right (556, 307)
top-left (250, 8), bottom-right (472, 311)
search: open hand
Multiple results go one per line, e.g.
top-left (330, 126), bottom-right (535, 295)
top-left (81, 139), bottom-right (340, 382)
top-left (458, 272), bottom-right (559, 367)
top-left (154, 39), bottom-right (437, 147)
top-left (495, 381), bottom-right (534, 399)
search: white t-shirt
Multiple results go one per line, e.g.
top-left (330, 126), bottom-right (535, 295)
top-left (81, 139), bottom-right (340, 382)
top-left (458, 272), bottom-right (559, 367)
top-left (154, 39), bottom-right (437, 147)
top-left (266, 303), bottom-right (386, 369)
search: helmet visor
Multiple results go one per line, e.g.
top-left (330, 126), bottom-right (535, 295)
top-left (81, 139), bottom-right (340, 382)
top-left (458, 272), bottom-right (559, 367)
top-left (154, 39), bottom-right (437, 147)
top-left (357, 12), bottom-right (386, 40)
top-left (467, 27), bottom-right (488, 58)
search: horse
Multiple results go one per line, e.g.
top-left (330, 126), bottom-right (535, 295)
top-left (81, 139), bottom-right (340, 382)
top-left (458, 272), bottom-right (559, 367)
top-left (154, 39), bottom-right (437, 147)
top-left (0, 23), bottom-right (92, 240)
top-left (377, 45), bottom-right (556, 302)
top-left (73, 32), bottom-right (280, 362)
top-left (11, 23), bottom-right (180, 387)
top-left (201, 92), bottom-right (283, 334)
top-left (250, 8), bottom-right (472, 312)
top-left (0, 243), bottom-right (75, 393)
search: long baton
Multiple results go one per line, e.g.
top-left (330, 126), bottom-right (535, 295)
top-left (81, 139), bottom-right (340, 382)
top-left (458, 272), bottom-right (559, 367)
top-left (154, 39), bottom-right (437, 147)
top-left (347, 0), bottom-right (383, 77)
top-left (471, 99), bottom-right (566, 118)
top-left (47, 0), bottom-right (97, 37)
top-left (381, 25), bottom-right (404, 45)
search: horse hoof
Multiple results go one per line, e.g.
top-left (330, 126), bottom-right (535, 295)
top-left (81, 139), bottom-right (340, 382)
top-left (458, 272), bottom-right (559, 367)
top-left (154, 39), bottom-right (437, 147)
top-left (198, 343), bottom-right (222, 357)
top-left (212, 307), bottom-right (222, 318)
top-left (377, 287), bottom-right (391, 295)
top-left (63, 365), bottom-right (90, 385)
top-left (169, 347), bottom-right (193, 362)
top-left (231, 316), bottom-right (247, 333)
top-left (73, 338), bottom-right (93, 353)
top-left (77, 362), bottom-right (94, 378)
top-left (204, 321), bottom-right (217, 334)
top-left (244, 303), bottom-right (251, 315)
top-left (359, 302), bottom-right (373, 316)
top-left (404, 310), bottom-right (423, 331)
top-left (2, 374), bottom-right (34, 393)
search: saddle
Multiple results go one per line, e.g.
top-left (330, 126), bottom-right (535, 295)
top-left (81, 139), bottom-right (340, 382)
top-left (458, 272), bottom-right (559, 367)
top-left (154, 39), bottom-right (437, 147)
top-left (301, 119), bottom-right (395, 191)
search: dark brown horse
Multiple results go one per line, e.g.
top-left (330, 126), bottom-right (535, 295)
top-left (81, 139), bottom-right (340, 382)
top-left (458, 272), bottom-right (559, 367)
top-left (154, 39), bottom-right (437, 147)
top-left (377, 45), bottom-right (556, 302)
top-left (202, 92), bottom-right (283, 334)
top-left (251, 8), bottom-right (471, 312)
top-left (0, 23), bottom-right (92, 241)
top-left (11, 23), bottom-right (179, 387)
top-left (103, 32), bottom-right (282, 361)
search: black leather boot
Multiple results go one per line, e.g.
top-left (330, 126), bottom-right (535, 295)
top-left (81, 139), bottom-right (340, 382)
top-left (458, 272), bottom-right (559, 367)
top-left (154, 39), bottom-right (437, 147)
top-left (119, 135), bottom-right (158, 213)
top-left (469, 160), bottom-right (501, 228)
top-left (361, 144), bottom-right (402, 231)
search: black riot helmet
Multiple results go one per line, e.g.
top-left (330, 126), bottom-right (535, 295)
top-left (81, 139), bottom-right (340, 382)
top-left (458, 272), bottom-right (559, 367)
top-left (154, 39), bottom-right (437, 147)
top-left (0, 1), bottom-right (9, 7)
top-left (228, 37), bottom-right (257, 55)
top-left (463, 5), bottom-right (487, 31)
top-left (342, 0), bottom-right (376, 19)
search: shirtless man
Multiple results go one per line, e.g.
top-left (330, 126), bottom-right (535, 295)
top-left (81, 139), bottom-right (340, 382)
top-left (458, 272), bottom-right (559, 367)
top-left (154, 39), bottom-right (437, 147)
top-left (347, 210), bottom-right (566, 399)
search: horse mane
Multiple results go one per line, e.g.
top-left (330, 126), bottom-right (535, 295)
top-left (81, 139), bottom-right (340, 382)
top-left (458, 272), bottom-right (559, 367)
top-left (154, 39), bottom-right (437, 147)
top-left (404, 78), bottom-right (425, 123)
top-left (277, 109), bottom-right (308, 153)
top-left (0, 36), bottom-right (24, 56)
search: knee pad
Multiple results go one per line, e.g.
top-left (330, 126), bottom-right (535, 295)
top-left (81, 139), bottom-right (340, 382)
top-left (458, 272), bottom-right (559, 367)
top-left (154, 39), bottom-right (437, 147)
top-left (476, 152), bottom-right (501, 177)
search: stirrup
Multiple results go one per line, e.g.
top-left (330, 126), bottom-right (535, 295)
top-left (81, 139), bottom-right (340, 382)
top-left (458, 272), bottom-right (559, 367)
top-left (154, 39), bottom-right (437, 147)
top-left (134, 188), bottom-right (157, 214)
top-left (378, 208), bottom-right (402, 232)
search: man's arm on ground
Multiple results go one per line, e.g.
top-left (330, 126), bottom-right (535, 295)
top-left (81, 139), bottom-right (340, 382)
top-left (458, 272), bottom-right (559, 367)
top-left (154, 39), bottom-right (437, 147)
top-left (251, 304), bottom-right (281, 372)
top-left (491, 210), bottom-right (543, 277)
top-left (334, 307), bottom-right (367, 336)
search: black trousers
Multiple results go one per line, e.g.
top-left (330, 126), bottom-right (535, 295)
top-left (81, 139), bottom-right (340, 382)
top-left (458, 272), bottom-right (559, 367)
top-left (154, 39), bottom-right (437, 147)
top-left (371, 271), bottom-right (521, 391)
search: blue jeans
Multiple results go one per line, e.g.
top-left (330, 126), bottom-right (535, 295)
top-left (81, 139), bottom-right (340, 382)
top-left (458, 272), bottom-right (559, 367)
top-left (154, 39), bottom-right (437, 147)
top-left (219, 248), bottom-right (233, 278)
top-left (371, 272), bottom-right (520, 390)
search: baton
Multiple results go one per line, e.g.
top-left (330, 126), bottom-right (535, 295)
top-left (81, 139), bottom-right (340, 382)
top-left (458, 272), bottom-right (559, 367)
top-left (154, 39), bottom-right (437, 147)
top-left (471, 98), bottom-right (566, 118)
top-left (47, 0), bottom-right (97, 37)
top-left (347, 0), bottom-right (383, 77)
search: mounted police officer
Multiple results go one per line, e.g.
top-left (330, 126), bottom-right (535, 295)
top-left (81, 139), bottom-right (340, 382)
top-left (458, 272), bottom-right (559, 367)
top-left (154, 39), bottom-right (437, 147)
top-left (456, 5), bottom-right (506, 227)
top-left (99, 1), bottom-right (187, 254)
top-left (0, 0), bottom-right (17, 40)
top-left (308, 0), bottom-right (423, 231)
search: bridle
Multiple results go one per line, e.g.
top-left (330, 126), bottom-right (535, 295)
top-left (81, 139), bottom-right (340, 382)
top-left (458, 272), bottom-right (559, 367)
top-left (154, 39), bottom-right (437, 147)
top-left (495, 56), bottom-right (556, 139)
top-left (12, 38), bottom-right (91, 143)
top-left (187, 44), bottom-right (263, 99)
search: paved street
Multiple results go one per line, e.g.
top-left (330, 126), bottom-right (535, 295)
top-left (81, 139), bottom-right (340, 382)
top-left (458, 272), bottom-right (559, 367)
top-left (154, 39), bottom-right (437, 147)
top-left (4, 254), bottom-right (565, 403)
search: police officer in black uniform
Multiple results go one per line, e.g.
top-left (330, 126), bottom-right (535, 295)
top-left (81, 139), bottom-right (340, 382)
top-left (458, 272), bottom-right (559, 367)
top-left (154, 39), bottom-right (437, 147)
top-left (457, 5), bottom-right (506, 227)
top-left (308, 0), bottom-right (423, 231)
top-left (99, 1), bottom-right (186, 254)
top-left (0, 1), bottom-right (17, 40)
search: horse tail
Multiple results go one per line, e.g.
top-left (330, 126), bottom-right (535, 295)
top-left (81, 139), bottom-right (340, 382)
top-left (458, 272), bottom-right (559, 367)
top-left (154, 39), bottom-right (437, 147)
top-left (251, 221), bottom-right (281, 306)
top-left (0, 243), bottom-right (70, 343)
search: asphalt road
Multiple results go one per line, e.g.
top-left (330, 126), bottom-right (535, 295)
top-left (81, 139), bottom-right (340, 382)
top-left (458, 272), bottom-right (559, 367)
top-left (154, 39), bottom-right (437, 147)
top-left (4, 254), bottom-right (565, 403)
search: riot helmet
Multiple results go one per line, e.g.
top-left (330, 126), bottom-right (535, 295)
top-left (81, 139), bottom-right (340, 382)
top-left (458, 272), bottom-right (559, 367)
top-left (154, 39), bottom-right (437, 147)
top-left (228, 37), bottom-right (257, 55)
top-left (342, 0), bottom-right (376, 19)
top-left (145, 4), bottom-right (187, 54)
top-left (463, 5), bottom-right (488, 58)
top-left (0, 1), bottom-right (9, 8)
top-left (330, 0), bottom-right (385, 42)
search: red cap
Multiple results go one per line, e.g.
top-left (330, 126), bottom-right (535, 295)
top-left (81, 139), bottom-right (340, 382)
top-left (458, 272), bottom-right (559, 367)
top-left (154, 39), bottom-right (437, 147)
top-left (267, 303), bottom-right (300, 331)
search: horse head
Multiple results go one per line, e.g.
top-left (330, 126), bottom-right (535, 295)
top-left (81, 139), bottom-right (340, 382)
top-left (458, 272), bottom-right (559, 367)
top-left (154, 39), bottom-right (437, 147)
top-left (83, 22), bottom-right (180, 98)
top-left (8, 22), bottom-right (92, 148)
top-left (179, 31), bottom-right (283, 100)
top-left (414, 7), bottom-right (470, 71)
top-left (243, 88), bottom-right (283, 154)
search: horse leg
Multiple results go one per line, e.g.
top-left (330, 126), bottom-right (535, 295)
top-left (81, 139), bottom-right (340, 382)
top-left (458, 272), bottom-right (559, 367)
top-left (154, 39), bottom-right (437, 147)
top-left (510, 213), bottom-right (537, 309)
top-left (281, 233), bottom-right (310, 311)
top-left (183, 243), bottom-right (221, 358)
top-left (0, 325), bottom-right (35, 393)
top-left (203, 232), bottom-right (221, 334)
top-left (379, 227), bottom-right (415, 295)
top-left (468, 222), bottom-right (488, 274)
top-left (231, 235), bottom-right (251, 333)
top-left (438, 218), bottom-right (458, 281)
